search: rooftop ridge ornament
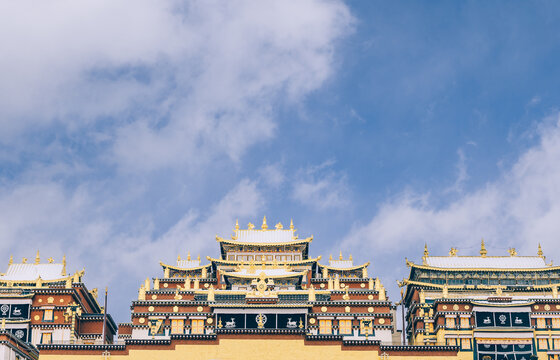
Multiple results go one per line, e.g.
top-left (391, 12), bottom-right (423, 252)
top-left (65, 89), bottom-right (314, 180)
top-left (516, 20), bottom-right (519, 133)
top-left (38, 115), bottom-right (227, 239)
top-left (261, 216), bottom-right (268, 230)
top-left (35, 250), bottom-right (40, 265)
top-left (275, 222), bottom-right (283, 230)
top-left (290, 219), bottom-right (294, 230)
top-left (8, 255), bottom-right (13, 266)
top-left (538, 243), bottom-right (544, 257)
top-left (235, 219), bottom-right (239, 231)
top-left (480, 239), bottom-right (487, 257)
top-left (339, 251), bottom-right (343, 260)
top-left (62, 255), bottom-right (67, 276)
top-left (449, 248), bottom-right (458, 257)
top-left (248, 222), bottom-right (255, 230)
top-left (508, 248), bottom-right (517, 257)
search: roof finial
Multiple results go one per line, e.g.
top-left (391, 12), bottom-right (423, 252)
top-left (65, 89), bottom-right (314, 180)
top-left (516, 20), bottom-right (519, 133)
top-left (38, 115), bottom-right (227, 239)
top-left (262, 216), bottom-right (268, 230)
top-left (197, 254), bottom-right (200, 262)
top-left (329, 254), bottom-right (333, 261)
top-left (538, 243), bottom-right (544, 257)
top-left (508, 248), bottom-right (517, 257)
top-left (480, 239), bottom-right (487, 257)
top-left (449, 248), bottom-right (458, 256)
top-left (423, 243), bottom-right (429, 257)
top-left (187, 252), bottom-right (191, 261)
top-left (35, 250), bottom-right (40, 265)
top-left (61, 255), bottom-right (67, 276)
top-left (248, 222), bottom-right (255, 230)
top-left (275, 222), bottom-right (283, 230)
top-left (339, 251), bottom-right (343, 260)
top-left (22, 257), bottom-right (27, 264)
top-left (290, 219), bottom-right (294, 230)
top-left (235, 219), bottom-right (239, 231)
top-left (8, 255), bottom-right (13, 266)
top-left (349, 254), bottom-right (353, 261)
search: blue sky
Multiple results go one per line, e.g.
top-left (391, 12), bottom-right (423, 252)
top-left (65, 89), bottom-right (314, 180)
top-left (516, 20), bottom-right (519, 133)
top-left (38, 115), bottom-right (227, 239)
top-left (1, 0), bottom-right (560, 324)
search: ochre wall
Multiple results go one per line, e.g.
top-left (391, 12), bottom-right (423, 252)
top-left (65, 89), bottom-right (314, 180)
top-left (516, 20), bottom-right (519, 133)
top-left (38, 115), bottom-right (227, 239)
top-left (39, 339), bottom-right (473, 360)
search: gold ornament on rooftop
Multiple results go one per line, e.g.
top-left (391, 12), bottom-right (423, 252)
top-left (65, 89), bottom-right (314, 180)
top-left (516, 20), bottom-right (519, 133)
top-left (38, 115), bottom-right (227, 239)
top-left (480, 239), bottom-right (487, 257)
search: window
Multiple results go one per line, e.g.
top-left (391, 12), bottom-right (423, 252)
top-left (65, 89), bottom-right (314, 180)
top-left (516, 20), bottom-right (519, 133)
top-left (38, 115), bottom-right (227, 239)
top-left (43, 309), bottom-right (54, 322)
top-left (446, 317), bottom-right (455, 328)
top-left (339, 320), bottom-right (352, 335)
top-left (227, 255), bottom-right (235, 260)
top-left (266, 255), bottom-right (273, 261)
top-left (460, 317), bottom-right (470, 329)
top-left (537, 318), bottom-right (546, 329)
top-left (294, 255), bottom-right (301, 261)
top-left (171, 319), bottom-right (184, 334)
top-left (553, 318), bottom-right (560, 328)
top-left (319, 319), bottom-right (332, 334)
top-left (255, 255), bottom-right (262, 261)
top-left (191, 319), bottom-right (204, 334)
top-left (360, 319), bottom-right (373, 335)
top-left (41, 332), bottom-right (52, 344)
top-left (554, 338), bottom-right (560, 350)
top-left (538, 338), bottom-right (548, 350)
top-left (461, 338), bottom-right (471, 349)
top-left (446, 338), bottom-right (457, 346)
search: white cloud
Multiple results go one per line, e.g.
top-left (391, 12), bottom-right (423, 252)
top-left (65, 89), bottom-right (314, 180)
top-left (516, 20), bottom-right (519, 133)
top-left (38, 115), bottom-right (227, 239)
top-left (0, 0), bottom-right (354, 172)
top-left (342, 115), bottom-right (560, 260)
top-left (292, 160), bottom-right (350, 210)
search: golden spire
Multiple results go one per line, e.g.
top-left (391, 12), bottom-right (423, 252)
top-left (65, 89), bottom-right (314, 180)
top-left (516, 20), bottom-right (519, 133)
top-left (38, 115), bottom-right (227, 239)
top-left (235, 219), bottom-right (239, 230)
top-left (538, 243), bottom-right (544, 257)
top-left (177, 254), bottom-right (181, 262)
top-left (262, 216), bottom-right (268, 230)
top-left (480, 239), bottom-right (487, 257)
top-left (61, 255), bottom-right (67, 276)
top-left (197, 254), bottom-right (200, 262)
top-left (22, 257), bottom-right (27, 264)
top-left (329, 254), bottom-right (333, 261)
top-left (248, 222), bottom-right (255, 230)
top-left (187, 252), bottom-right (191, 261)
top-left (47, 257), bottom-right (54, 263)
top-left (423, 244), bottom-right (429, 257)
top-left (35, 250), bottom-right (40, 264)
top-left (349, 254), bottom-right (353, 261)
top-left (275, 222), bottom-right (283, 230)
top-left (8, 255), bottom-right (13, 266)
top-left (290, 219), bottom-right (294, 230)
top-left (339, 251), bottom-right (343, 260)
top-left (449, 248), bottom-right (458, 256)
top-left (508, 248), bottom-right (517, 257)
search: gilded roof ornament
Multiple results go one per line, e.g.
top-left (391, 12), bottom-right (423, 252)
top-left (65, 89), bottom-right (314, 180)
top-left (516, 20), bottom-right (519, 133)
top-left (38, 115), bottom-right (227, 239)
top-left (47, 257), bottom-right (54, 263)
top-left (22, 257), bottom-right (27, 264)
top-left (508, 248), bottom-right (517, 257)
top-left (275, 222), bottom-right (283, 230)
top-left (235, 219), bottom-right (239, 231)
top-left (339, 251), bottom-right (343, 260)
top-left (62, 255), bottom-right (67, 276)
top-left (35, 250), bottom-right (40, 265)
top-left (423, 244), bottom-right (429, 257)
top-left (8, 255), bottom-right (13, 265)
top-left (177, 255), bottom-right (181, 262)
top-left (290, 219), bottom-right (294, 230)
top-left (349, 254), bottom-right (353, 261)
top-left (538, 243), bottom-right (544, 257)
top-left (187, 252), bottom-right (191, 261)
top-left (480, 239), bottom-right (487, 257)
top-left (248, 222), bottom-right (255, 230)
top-left (261, 216), bottom-right (268, 230)
top-left (329, 254), bottom-right (333, 261)
top-left (448, 248), bottom-right (458, 257)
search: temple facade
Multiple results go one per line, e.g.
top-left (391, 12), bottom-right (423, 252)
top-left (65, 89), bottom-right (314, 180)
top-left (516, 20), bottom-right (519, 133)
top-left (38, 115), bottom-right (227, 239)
top-left (36, 218), bottom-right (462, 359)
top-left (401, 241), bottom-right (560, 360)
top-left (0, 252), bottom-right (117, 359)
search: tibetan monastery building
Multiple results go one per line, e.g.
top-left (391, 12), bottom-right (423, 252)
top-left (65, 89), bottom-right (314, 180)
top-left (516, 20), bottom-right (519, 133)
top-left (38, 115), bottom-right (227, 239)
top-left (0, 253), bottom-right (116, 360)
top-left (401, 241), bottom-right (560, 360)
top-left (36, 218), bottom-right (461, 360)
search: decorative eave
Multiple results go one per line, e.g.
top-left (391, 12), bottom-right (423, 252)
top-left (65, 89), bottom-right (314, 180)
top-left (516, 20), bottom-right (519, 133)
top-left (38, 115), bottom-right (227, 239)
top-left (406, 260), bottom-right (559, 272)
top-left (215, 235), bottom-right (313, 247)
top-left (0, 271), bottom-right (82, 285)
top-left (207, 256), bottom-right (321, 266)
top-left (159, 262), bottom-right (212, 272)
top-left (221, 270), bottom-right (308, 280)
top-left (317, 262), bottom-right (370, 271)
